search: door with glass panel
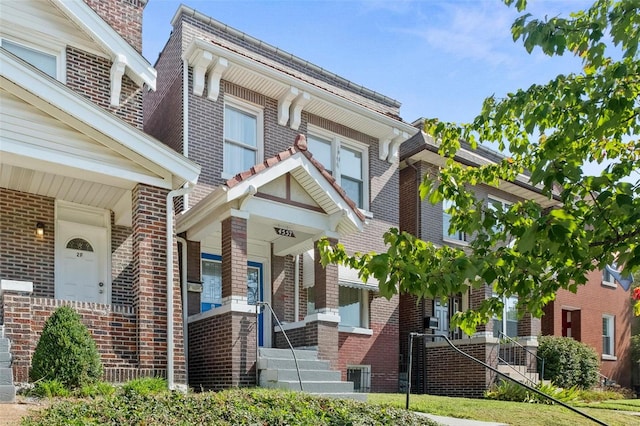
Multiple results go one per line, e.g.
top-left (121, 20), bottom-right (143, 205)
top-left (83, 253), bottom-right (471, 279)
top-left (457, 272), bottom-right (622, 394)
top-left (201, 254), bottom-right (264, 345)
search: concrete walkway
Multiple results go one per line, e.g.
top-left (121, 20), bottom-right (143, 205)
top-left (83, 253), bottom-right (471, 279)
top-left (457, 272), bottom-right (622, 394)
top-left (415, 412), bottom-right (509, 426)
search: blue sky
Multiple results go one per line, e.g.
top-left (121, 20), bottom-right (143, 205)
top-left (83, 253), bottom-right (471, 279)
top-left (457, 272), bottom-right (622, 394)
top-left (142, 0), bottom-right (590, 124)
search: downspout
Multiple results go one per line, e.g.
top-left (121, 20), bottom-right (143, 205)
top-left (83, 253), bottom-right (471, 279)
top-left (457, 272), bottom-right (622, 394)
top-left (167, 184), bottom-right (193, 391)
top-left (176, 236), bottom-right (189, 382)
top-left (294, 254), bottom-right (300, 321)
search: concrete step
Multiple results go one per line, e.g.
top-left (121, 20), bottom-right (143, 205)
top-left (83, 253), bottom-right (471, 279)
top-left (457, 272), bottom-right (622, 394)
top-left (266, 380), bottom-right (354, 394)
top-left (260, 368), bottom-right (341, 383)
top-left (0, 338), bottom-right (9, 353)
top-left (0, 385), bottom-right (16, 403)
top-left (0, 369), bottom-right (13, 386)
top-left (0, 352), bottom-right (11, 369)
top-left (258, 357), bottom-right (331, 371)
top-left (259, 347), bottom-right (318, 360)
top-left (497, 365), bottom-right (539, 384)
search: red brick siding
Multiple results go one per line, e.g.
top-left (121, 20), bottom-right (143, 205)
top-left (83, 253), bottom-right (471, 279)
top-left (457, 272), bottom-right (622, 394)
top-left (424, 340), bottom-right (499, 398)
top-left (271, 255), bottom-right (296, 322)
top-left (399, 166), bottom-right (418, 236)
top-left (0, 188), bottom-right (55, 298)
top-left (221, 216), bottom-right (248, 298)
top-left (3, 295), bottom-right (138, 383)
top-left (188, 311), bottom-right (257, 390)
top-left (314, 240), bottom-right (338, 311)
top-left (111, 221), bottom-right (134, 306)
top-left (82, 0), bottom-right (145, 53)
top-left (541, 270), bottom-right (632, 387)
top-left (66, 46), bottom-right (143, 129)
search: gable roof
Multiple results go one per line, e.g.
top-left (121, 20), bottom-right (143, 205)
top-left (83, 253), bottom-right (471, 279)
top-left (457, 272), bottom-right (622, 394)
top-left (177, 135), bottom-right (366, 242)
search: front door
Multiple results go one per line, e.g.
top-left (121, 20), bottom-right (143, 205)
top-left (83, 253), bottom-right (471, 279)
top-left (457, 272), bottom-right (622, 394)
top-left (434, 299), bottom-right (449, 337)
top-left (55, 221), bottom-right (108, 304)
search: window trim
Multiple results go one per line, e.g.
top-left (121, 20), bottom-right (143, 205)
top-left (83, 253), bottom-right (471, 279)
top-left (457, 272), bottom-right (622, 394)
top-left (338, 285), bottom-right (370, 331)
top-left (307, 125), bottom-right (370, 212)
top-left (222, 95), bottom-right (264, 179)
top-left (1, 37), bottom-right (66, 82)
top-left (601, 268), bottom-right (616, 288)
top-left (346, 364), bottom-right (371, 393)
top-left (442, 199), bottom-right (467, 243)
top-left (602, 314), bottom-right (616, 359)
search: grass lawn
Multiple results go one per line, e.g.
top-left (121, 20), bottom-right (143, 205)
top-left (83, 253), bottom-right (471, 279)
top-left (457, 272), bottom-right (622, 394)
top-left (368, 393), bottom-right (640, 426)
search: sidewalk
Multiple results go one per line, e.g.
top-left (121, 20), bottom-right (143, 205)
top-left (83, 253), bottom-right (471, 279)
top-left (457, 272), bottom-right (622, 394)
top-left (415, 412), bottom-right (509, 426)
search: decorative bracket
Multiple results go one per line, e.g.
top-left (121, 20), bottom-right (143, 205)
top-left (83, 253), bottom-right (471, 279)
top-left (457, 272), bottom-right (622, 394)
top-left (289, 91), bottom-right (311, 130)
top-left (109, 54), bottom-right (127, 107)
top-left (278, 86), bottom-right (299, 126)
top-left (388, 131), bottom-right (409, 163)
top-left (189, 49), bottom-right (214, 97)
top-left (206, 57), bottom-right (228, 101)
top-left (379, 128), bottom-right (400, 161)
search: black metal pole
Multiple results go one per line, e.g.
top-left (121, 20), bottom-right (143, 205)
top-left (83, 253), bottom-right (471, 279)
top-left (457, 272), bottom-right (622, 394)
top-left (405, 333), bottom-right (415, 410)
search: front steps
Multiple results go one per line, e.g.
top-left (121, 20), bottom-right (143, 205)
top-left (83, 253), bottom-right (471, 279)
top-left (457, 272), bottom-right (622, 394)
top-left (0, 326), bottom-right (16, 403)
top-left (258, 348), bottom-right (366, 401)
top-left (497, 364), bottom-right (540, 386)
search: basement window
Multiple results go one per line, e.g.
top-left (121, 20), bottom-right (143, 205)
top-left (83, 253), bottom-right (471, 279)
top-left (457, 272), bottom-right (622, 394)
top-left (347, 365), bottom-right (371, 393)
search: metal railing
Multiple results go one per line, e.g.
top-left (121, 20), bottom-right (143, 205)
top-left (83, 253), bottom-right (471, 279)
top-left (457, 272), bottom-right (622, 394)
top-left (497, 332), bottom-right (544, 387)
top-left (255, 301), bottom-right (304, 391)
top-left (406, 333), bottom-right (607, 426)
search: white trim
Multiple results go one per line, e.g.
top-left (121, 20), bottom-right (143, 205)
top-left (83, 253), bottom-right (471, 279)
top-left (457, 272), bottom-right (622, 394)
top-left (1, 37), bottom-right (66, 83)
top-left (339, 326), bottom-right (373, 335)
top-left (0, 280), bottom-right (33, 294)
top-left (1, 48), bottom-right (200, 188)
top-left (49, 0), bottom-right (156, 90)
top-left (602, 314), bottom-right (615, 357)
top-left (223, 95), bottom-right (264, 177)
top-left (307, 125), bottom-right (369, 211)
top-left (602, 354), bottom-right (617, 361)
top-left (305, 312), bottom-right (341, 323)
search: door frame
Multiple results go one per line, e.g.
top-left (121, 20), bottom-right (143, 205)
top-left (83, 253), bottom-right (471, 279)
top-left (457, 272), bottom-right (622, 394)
top-left (55, 200), bottom-right (111, 303)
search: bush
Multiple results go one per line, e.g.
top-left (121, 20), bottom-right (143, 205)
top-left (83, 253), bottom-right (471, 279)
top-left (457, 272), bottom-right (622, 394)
top-left (76, 381), bottom-right (116, 398)
top-left (31, 380), bottom-right (70, 398)
top-left (537, 335), bottom-right (599, 389)
top-left (30, 306), bottom-right (103, 389)
top-left (485, 379), bottom-right (579, 404)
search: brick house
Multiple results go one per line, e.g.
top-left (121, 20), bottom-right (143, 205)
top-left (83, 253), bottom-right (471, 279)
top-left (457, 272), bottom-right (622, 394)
top-left (143, 5), bottom-right (418, 392)
top-left (398, 127), bottom-right (632, 396)
top-left (0, 0), bottom-right (200, 389)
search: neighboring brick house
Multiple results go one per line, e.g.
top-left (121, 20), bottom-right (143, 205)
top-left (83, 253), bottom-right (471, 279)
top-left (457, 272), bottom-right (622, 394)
top-left (0, 0), bottom-right (200, 388)
top-left (398, 127), bottom-right (632, 396)
top-left (143, 5), bottom-right (418, 392)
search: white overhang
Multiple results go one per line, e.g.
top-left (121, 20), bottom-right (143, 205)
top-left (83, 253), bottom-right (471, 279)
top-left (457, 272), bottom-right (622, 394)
top-left (49, 0), bottom-right (157, 100)
top-left (182, 38), bottom-right (418, 163)
top-left (177, 152), bottom-right (364, 253)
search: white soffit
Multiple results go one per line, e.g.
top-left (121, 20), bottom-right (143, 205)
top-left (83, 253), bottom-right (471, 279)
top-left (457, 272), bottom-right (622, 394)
top-left (0, 49), bottom-right (200, 190)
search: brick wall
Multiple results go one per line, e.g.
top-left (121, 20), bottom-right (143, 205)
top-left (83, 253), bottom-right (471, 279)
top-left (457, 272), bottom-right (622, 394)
top-left (424, 339), bottom-right (498, 398)
top-left (2, 294), bottom-right (138, 383)
top-left (82, 0), bottom-right (145, 53)
top-left (541, 269), bottom-right (632, 387)
top-left (111, 221), bottom-right (134, 306)
top-left (66, 46), bottom-right (143, 129)
top-left (0, 188), bottom-right (55, 298)
top-left (221, 216), bottom-right (248, 298)
top-left (188, 311), bottom-right (257, 390)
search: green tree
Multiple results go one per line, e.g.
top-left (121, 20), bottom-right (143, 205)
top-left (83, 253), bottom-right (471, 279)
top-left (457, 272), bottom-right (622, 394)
top-left (320, 0), bottom-right (639, 334)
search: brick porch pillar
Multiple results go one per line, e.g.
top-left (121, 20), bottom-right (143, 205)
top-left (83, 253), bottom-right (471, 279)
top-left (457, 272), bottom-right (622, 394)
top-left (470, 284), bottom-right (493, 337)
top-left (132, 184), bottom-right (185, 382)
top-left (221, 212), bottom-right (256, 387)
top-left (304, 238), bottom-right (339, 368)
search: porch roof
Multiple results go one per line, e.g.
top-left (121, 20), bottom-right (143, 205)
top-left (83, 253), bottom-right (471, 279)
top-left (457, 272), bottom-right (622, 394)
top-left (0, 47), bottom-right (200, 225)
top-left (177, 135), bottom-right (366, 256)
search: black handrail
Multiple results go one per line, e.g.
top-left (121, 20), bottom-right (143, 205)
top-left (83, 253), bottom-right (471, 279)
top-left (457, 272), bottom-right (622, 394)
top-left (406, 333), bottom-right (607, 426)
top-left (256, 301), bottom-right (304, 391)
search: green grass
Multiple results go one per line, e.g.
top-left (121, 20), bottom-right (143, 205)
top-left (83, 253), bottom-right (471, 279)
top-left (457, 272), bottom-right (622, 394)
top-left (368, 393), bottom-right (640, 426)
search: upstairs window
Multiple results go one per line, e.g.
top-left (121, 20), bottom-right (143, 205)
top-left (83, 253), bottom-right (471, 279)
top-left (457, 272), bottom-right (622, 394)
top-left (307, 129), bottom-right (368, 210)
top-left (223, 98), bottom-right (263, 177)
top-left (1, 39), bottom-right (59, 79)
top-left (442, 199), bottom-right (466, 242)
top-left (487, 196), bottom-right (512, 233)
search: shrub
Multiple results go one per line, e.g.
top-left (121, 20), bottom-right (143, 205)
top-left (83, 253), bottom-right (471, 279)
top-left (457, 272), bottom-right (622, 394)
top-left (537, 335), bottom-right (599, 389)
top-left (76, 381), bottom-right (116, 398)
top-left (30, 306), bottom-right (103, 389)
top-left (485, 379), bottom-right (579, 404)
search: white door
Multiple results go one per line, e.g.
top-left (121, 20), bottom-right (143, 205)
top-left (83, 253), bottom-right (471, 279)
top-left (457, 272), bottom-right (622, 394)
top-left (434, 299), bottom-right (449, 336)
top-left (55, 221), bottom-right (108, 304)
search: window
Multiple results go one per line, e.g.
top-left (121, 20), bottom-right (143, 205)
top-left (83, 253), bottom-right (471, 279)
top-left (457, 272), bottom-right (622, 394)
top-left (223, 98), bottom-right (263, 177)
top-left (307, 129), bottom-right (368, 210)
top-left (602, 315), bottom-right (615, 357)
top-left (347, 365), bottom-right (371, 393)
top-left (339, 286), bottom-right (369, 328)
top-left (1, 39), bottom-right (58, 79)
top-left (487, 196), bottom-right (512, 233)
top-left (442, 199), bottom-right (466, 242)
top-left (493, 294), bottom-right (518, 338)
top-left (602, 267), bottom-right (616, 287)
top-left (200, 253), bottom-right (262, 312)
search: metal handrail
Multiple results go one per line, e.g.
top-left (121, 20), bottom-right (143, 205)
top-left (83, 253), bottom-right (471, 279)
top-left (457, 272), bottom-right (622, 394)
top-left (406, 333), bottom-right (607, 426)
top-left (497, 331), bottom-right (545, 386)
top-left (255, 301), bottom-right (304, 391)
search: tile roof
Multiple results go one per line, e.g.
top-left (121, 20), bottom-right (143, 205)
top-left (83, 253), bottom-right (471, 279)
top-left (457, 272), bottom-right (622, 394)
top-left (225, 134), bottom-right (366, 222)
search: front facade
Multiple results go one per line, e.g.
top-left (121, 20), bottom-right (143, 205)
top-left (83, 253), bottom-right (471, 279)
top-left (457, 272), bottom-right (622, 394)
top-left (143, 5), bottom-right (417, 392)
top-left (398, 127), bottom-right (632, 396)
top-left (0, 0), bottom-right (199, 387)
